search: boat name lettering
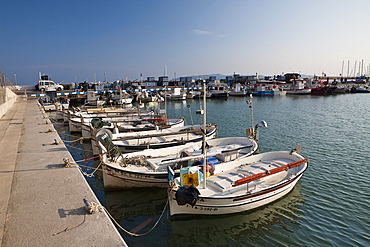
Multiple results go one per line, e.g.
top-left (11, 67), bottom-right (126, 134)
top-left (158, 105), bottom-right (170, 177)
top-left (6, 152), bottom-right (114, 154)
top-left (116, 170), bottom-right (151, 179)
top-left (186, 205), bottom-right (218, 211)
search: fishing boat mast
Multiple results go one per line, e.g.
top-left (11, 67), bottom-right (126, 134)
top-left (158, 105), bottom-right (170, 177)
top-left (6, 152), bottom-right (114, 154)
top-left (202, 83), bottom-right (207, 189)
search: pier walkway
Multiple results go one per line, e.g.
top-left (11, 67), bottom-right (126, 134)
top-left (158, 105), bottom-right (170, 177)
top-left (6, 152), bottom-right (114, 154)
top-left (0, 95), bottom-right (127, 246)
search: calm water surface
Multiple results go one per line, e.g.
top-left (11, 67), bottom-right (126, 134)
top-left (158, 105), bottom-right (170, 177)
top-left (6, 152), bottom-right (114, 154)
top-left (51, 93), bottom-right (370, 247)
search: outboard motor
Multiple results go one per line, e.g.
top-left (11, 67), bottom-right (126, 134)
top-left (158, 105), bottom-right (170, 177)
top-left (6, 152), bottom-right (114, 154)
top-left (95, 129), bottom-right (120, 158)
top-left (175, 185), bottom-right (200, 206)
top-left (91, 117), bottom-right (111, 129)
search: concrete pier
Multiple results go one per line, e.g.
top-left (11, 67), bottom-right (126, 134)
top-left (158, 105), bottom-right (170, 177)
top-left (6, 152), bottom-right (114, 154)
top-left (0, 95), bottom-right (127, 246)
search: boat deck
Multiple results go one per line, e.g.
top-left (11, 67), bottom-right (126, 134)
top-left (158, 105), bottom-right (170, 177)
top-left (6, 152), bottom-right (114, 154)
top-left (199, 158), bottom-right (295, 196)
top-left (147, 143), bottom-right (252, 172)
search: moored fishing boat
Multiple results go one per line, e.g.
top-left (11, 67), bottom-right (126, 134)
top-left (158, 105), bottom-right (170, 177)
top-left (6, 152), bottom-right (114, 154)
top-left (273, 87), bottom-right (286, 96)
top-left (208, 83), bottom-right (229, 98)
top-left (62, 105), bottom-right (149, 123)
top-left (67, 106), bottom-right (183, 134)
top-left (74, 116), bottom-right (185, 136)
top-left (311, 86), bottom-right (330, 95)
top-left (249, 84), bottom-right (274, 96)
top-left (93, 123), bottom-right (218, 154)
top-left (229, 83), bottom-right (247, 97)
top-left (284, 79), bottom-right (311, 95)
top-left (167, 148), bottom-right (308, 217)
top-left (99, 136), bottom-right (258, 189)
top-left (165, 88), bottom-right (187, 100)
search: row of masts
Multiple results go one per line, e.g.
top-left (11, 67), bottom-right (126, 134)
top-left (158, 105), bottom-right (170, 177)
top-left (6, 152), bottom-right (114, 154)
top-left (341, 59), bottom-right (369, 78)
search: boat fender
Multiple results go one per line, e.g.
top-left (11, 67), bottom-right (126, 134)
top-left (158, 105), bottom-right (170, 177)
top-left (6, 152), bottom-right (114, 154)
top-left (175, 185), bottom-right (200, 206)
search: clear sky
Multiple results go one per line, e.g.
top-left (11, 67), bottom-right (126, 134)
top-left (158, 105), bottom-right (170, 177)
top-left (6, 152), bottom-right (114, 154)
top-left (2, 0), bottom-right (370, 85)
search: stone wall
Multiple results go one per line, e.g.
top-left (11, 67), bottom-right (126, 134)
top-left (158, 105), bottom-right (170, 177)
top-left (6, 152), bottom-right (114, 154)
top-left (0, 87), bottom-right (17, 118)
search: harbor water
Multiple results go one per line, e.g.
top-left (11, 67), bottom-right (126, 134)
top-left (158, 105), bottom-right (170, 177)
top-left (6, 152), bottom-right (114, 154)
top-left (50, 93), bottom-right (370, 246)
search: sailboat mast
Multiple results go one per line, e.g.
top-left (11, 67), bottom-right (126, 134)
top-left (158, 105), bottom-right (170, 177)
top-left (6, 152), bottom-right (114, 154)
top-left (347, 60), bottom-right (350, 77)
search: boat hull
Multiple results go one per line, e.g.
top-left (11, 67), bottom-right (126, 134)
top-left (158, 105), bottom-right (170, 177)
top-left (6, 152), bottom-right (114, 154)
top-left (167, 151), bottom-right (308, 217)
top-left (101, 137), bottom-right (258, 189)
top-left (229, 92), bottom-right (247, 97)
top-left (249, 91), bottom-right (274, 96)
top-left (273, 90), bottom-right (286, 96)
top-left (42, 103), bottom-right (56, 111)
top-left (114, 128), bottom-right (217, 153)
top-left (168, 173), bottom-right (304, 216)
top-left (103, 164), bottom-right (171, 189)
top-left (311, 87), bottom-right (329, 95)
top-left (285, 89), bottom-right (311, 95)
top-left (210, 93), bottom-right (229, 98)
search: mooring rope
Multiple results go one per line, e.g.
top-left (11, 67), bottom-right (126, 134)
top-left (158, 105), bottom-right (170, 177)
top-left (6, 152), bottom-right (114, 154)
top-left (62, 136), bottom-right (91, 143)
top-left (63, 145), bottom-right (91, 152)
top-left (101, 198), bottom-right (169, 237)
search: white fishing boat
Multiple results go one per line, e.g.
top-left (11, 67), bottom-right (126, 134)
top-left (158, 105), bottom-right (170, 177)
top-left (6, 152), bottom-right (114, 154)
top-left (136, 90), bottom-right (164, 103)
top-left (86, 90), bottom-right (105, 106)
top-left (165, 88), bottom-right (187, 100)
top-left (95, 123), bottom-right (218, 153)
top-left (99, 136), bottom-right (258, 189)
top-left (273, 87), bottom-right (286, 96)
top-left (167, 147), bottom-right (309, 217)
top-left (284, 79), bottom-right (311, 95)
top-left (186, 91), bottom-right (200, 99)
top-left (110, 90), bottom-right (134, 104)
top-left (70, 116), bottom-right (184, 135)
top-left (62, 105), bottom-right (144, 123)
top-left (208, 84), bottom-right (229, 98)
top-left (91, 122), bottom-right (214, 155)
top-left (229, 83), bottom-right (247, 97)
top-left (40, 102), bottom-right (56, 111)
top-left (66, 106), bottom-right (181, 134)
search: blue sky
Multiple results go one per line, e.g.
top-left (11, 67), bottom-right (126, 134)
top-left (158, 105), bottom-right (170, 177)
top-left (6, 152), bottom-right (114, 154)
top-left (2, 0), bottom-right (370, 84)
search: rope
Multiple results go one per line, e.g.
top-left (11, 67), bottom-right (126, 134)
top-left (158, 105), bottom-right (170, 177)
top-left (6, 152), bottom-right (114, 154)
top-left (78, 161), bottom-right (103, 177)
top-left (64, 157), bottom-right (104, 177)
top-left (73, 152), bottom-right (107, 163)
top-left (63, 145), bottom-right (92, 152)
top-left (82, 153), bottom-right (106, 162)
top-left (52, 214), bottom-right (87, 236)
top-left (102, 198), bottom-right (169, 237)
top-left (59, 132), bottom-right (88, 139)
top-left (63, 137), bottom-right (91, 143)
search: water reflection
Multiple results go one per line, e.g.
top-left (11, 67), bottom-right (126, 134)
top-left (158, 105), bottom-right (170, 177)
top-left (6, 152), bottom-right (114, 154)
top-left (168, 184), bottom-right (305, 246)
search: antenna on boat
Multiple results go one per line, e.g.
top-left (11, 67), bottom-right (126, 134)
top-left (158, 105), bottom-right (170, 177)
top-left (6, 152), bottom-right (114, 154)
top-left (246, 94), bottom-right (267, 143)
top-left (246, 94), bottom-right (255, 138)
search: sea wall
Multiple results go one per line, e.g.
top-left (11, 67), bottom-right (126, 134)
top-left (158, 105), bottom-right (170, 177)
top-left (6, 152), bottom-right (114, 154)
top-left (0, 87), bottom-right (17, 118)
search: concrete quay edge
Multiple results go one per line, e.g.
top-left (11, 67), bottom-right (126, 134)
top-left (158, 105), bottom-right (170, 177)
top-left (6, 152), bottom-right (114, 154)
top-left (0, 96), bottom-right (127, 247)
